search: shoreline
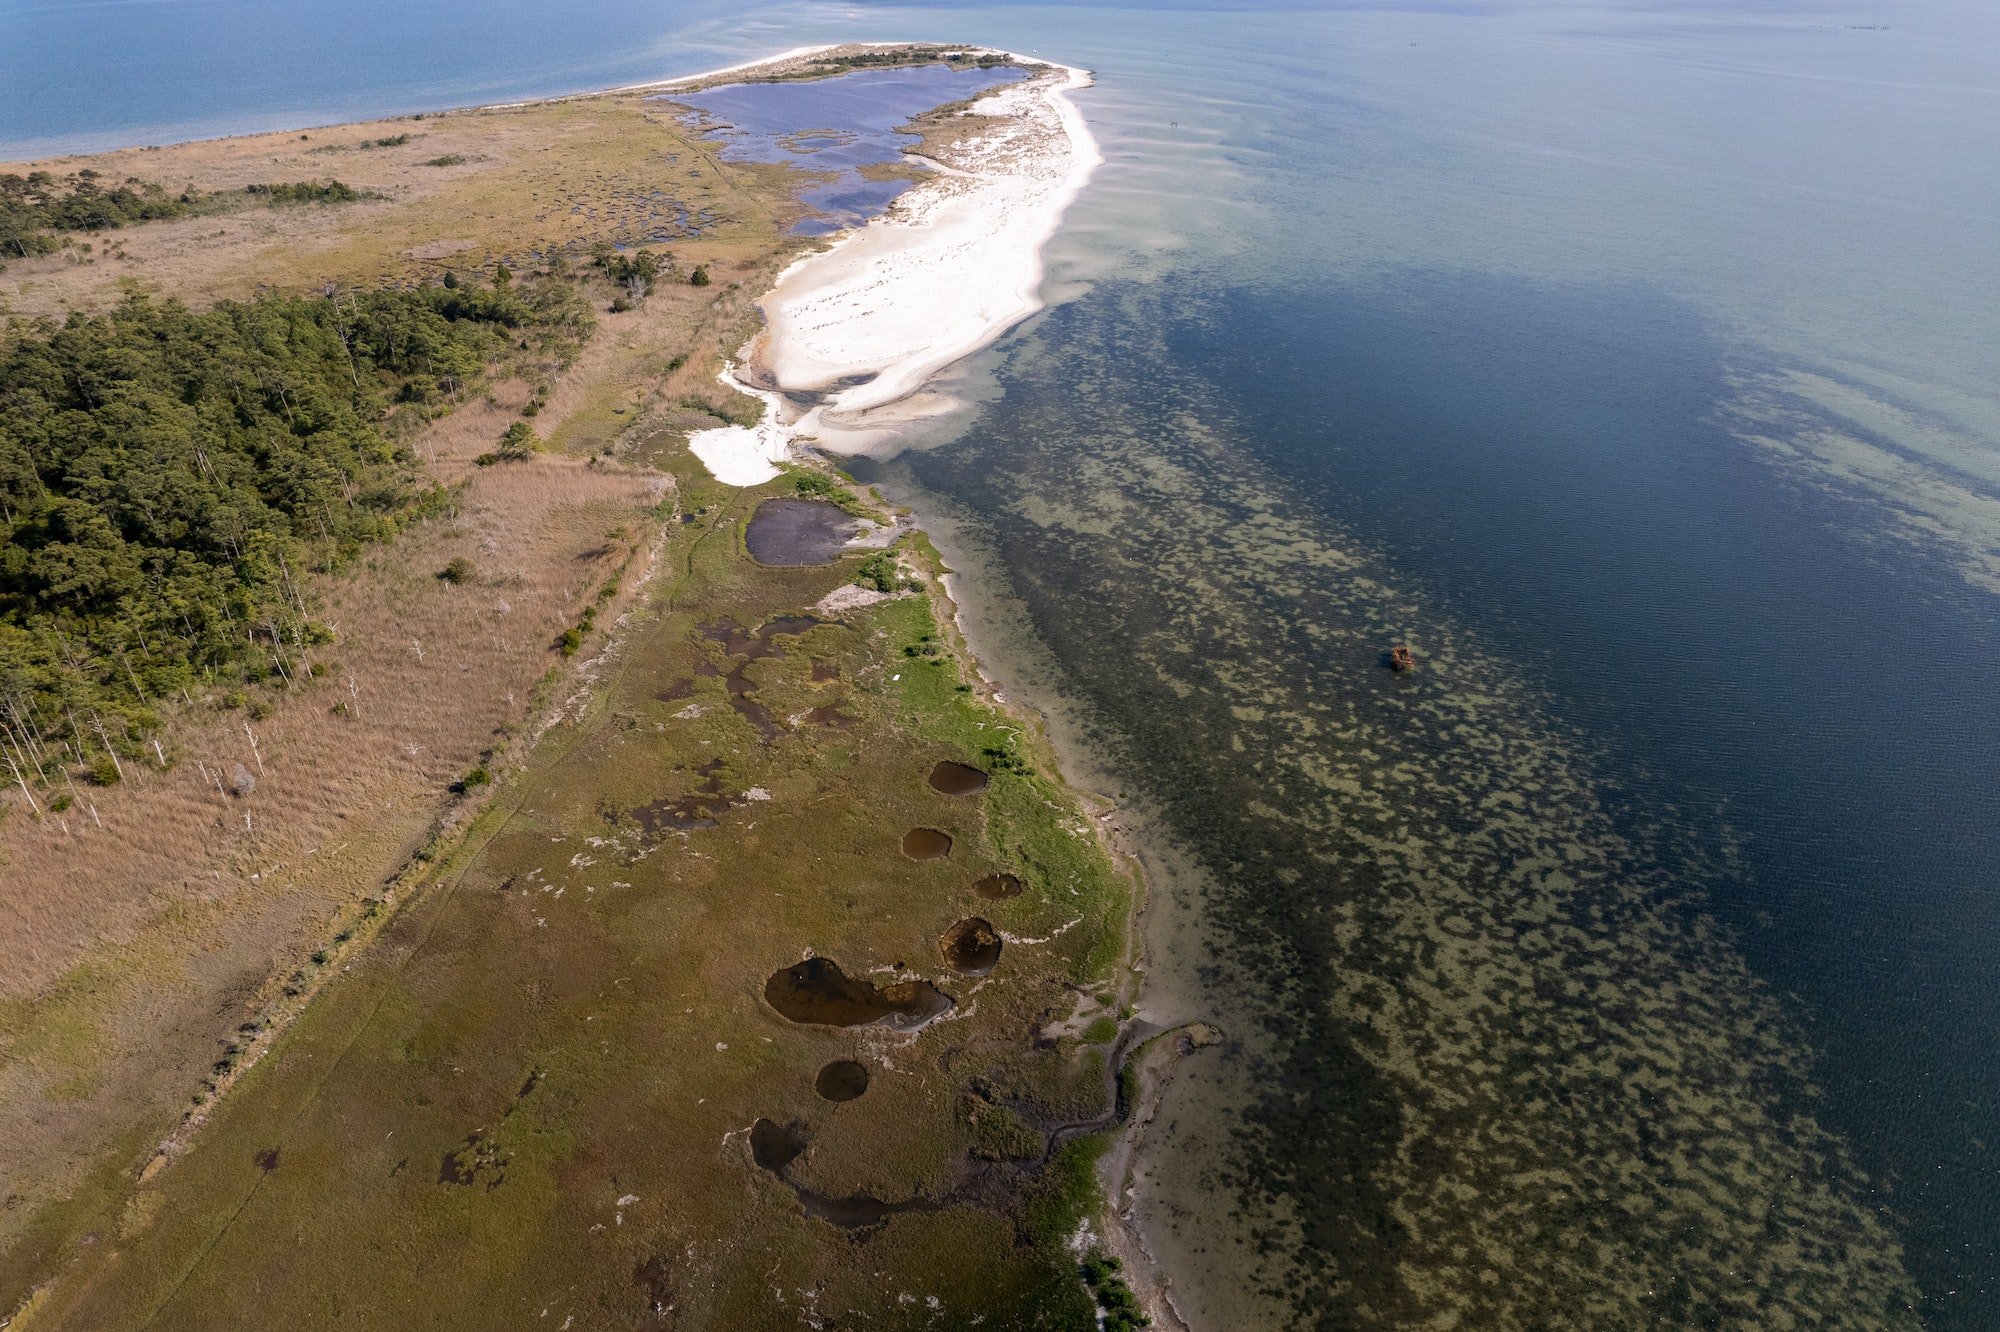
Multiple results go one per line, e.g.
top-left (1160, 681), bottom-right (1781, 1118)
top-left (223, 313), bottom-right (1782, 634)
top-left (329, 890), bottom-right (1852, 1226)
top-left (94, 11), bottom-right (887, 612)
top-left (2, 41), bottom-right (1185, 1328)
top-left (672, 46), bottom-right (1202, 1326)
top-left (682, 50), bottom-right (1102, 481)
top-left (2, 42), bottom-right (942, 167)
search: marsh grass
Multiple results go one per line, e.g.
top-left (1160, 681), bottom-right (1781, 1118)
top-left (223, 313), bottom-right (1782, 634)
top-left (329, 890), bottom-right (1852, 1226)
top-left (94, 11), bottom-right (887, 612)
top-left (27, 450), bottom-right (1137, 1328)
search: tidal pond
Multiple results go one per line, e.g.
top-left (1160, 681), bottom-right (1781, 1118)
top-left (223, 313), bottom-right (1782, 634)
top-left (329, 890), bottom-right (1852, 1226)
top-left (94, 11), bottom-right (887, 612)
top-left (926, 761), bottom-right (988, 796)
top-left (814, 1059), bottom-right (870, 1102)
top-left (900, 827), bottom-right (952, 860)
top-left (663, 63), bottom-right (1029, 235)
top-left (744, 499), bottom-right (857, 567)
top-left (763, 957), bottom-right (953, 1030)
top-left (970, 873), bottom-right (1023, 901)
top-left (938, 917), bottom-right (1002, 976)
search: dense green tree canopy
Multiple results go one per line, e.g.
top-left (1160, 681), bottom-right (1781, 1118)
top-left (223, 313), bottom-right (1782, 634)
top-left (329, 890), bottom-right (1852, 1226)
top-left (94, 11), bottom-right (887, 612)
top-left (0, 278), bottom-right (590, 786)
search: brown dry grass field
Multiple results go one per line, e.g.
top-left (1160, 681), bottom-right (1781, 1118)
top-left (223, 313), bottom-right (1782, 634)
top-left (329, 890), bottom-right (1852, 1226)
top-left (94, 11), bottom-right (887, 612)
top-left (0, 47), bottom-right (1154, 1330)
top-left (0, 76), bottom-right (807, 1306)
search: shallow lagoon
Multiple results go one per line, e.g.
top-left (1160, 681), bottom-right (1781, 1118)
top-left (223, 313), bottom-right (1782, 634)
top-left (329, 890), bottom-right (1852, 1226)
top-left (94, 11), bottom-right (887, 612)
top-left (664, 63), bottom-right (1027, 233)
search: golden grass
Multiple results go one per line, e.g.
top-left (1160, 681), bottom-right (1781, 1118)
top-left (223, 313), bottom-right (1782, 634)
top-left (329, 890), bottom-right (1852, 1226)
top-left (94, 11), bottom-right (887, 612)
top-left (0, 85), bottom-right (799, 1290)
top-left (0, 94), bottom-right (802, 320)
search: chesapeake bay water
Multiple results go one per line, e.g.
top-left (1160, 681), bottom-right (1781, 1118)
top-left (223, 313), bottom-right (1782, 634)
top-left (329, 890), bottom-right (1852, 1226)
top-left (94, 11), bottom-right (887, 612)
top-left (9, 1), bottom-right (2000, 1325)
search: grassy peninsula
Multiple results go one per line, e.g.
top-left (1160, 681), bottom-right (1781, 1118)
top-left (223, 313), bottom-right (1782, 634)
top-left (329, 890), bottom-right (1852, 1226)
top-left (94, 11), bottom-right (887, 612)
top-left (0, 46), bottom-right (1146, 1328)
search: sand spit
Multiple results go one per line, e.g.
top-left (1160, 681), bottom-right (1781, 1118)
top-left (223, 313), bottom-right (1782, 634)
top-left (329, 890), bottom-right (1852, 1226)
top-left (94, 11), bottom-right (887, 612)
top-left (686, 51), bottom-right (1100, 484)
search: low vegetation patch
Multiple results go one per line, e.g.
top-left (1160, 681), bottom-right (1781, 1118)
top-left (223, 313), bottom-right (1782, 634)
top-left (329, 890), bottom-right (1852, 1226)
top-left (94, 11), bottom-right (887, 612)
top-left (1, 170), bottom-right (192, 263)
top-left (476, 420), bottom-right (541, 466)
top-left (242, 179), bottom-right (364, 205)
top-left (1, 171), bottom-right (375, 268)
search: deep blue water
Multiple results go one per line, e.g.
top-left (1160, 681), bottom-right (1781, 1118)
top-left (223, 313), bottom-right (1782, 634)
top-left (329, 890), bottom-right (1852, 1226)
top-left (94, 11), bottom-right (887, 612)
top-left (664, 63), bottom-right (1026, 233)
top-left (7, 0), bottom-right (2000, 1324)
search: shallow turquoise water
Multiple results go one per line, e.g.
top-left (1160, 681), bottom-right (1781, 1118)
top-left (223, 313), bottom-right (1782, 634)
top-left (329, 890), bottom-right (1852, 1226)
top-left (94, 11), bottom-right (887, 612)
top-left (9, 0), bottom-right (2000, 1324)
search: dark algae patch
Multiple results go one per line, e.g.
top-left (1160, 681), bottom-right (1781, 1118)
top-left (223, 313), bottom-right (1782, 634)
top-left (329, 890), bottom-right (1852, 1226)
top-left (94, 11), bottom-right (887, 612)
top-left (763, 957), bottom-right (954, 1030)
top-left (814, 1059), bottom-right (871, 1102)
top-left (900, 827), bottom-right (953, 860)
top-left (939, 917), bottom-right (1002, 976)
top-left (748, 1114), bottom-right (941, 1234)
top-left (695, 614), bottom-right (824, 742)
top-left (894, 280), bottom-right (1925, 1328)
top-left (631, 757), bottom-right (730, 833)
top-left (927, 760), bottom-right (989, 796)
top-left (744, 498), bottom-right (856, 566)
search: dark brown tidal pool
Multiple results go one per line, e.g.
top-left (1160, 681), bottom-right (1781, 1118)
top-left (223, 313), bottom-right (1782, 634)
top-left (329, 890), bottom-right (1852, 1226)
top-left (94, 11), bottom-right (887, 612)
top-left (815, 1059), bottom-right (870, 1102)
top-left (939, 917), bottom-right (1002, 976)
top-left (971, 873), bottom-right (1024, 900)
top-left (927, 761), bottom-right (988, 796)
top-left (901, 827), bottom-right (953, 860)
top-left (763, 957), bottom-right (953, 1029)
top-left (745, 499), bottom-right (857, 566)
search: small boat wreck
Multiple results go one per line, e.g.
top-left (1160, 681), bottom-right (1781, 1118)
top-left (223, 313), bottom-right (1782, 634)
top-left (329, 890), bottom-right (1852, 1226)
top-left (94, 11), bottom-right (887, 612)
top-left (1386, 644), bottom-right (1415, 672)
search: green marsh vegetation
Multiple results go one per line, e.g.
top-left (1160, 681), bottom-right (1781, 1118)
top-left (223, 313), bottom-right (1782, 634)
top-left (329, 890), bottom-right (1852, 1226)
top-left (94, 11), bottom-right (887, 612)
top-left (29, 451), bottom-right (1142, 1328)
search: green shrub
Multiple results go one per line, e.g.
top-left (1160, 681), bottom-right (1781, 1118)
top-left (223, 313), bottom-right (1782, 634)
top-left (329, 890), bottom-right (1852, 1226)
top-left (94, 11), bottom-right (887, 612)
top-left (438, 557), bottom-right (475, 585)
top-left (1082, 1254), bottom-right (1150, 1330)
top-left (855, 551), bottom-right (898, 593)
top-left (1, 169), bottom-right (194, 259)
top-left (244, 179), bottom-right (361, 204)
top-left (591, 243), bottom-right (669, 299)
top-left (86, 755), bottom-right (121, 786)
top-left (477, 420), bottom-right (540, 465)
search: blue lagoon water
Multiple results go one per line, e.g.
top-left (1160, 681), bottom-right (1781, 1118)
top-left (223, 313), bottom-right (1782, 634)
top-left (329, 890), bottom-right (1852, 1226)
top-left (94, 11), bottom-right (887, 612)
top-left (664, 62), bottom-right (1026, 233)
top-left (8, 0), bottom-right (2000, 1325)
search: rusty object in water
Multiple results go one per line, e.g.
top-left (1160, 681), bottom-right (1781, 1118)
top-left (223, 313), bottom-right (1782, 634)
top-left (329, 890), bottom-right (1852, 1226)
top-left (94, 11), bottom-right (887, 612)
top-left (1387, 644), bottom-right (1415, 672)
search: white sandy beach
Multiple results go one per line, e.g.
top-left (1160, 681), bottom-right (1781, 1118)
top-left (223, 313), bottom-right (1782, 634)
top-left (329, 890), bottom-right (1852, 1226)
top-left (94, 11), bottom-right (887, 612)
top-left (683, 51), bottom-right (1100, 485)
